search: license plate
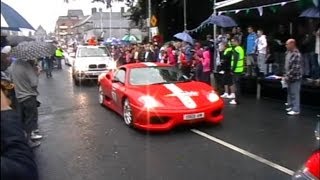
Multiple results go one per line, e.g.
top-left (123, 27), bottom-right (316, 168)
top-left (90, 72), bottom-right (101, 76)
top-left (183, 112), bottom-right (205, 120)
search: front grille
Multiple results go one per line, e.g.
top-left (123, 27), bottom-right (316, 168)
top-left (211, 109), bottom-right (222, 117)
top-left (98, 64), bottom-right (106, 68)
top-left (89, 64), bottom-right (97, 68)
top-left (150, 116), bottom-right (170, 124)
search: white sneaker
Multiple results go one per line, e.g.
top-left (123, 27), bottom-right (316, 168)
top-left (287, 111), bottom-right (300, 116)
top-left (284, 103), bottom-right (289, 106)
top-left (286, 107), bottom-right (292, 111)
top-left (221, 93), bottom-right (229, 98)
top-left (227, 93), bottom-right (235, 99)
top-left (229, 99), bottom-right (237, 105)
top-left (31, 133), bottom-right (43, 140)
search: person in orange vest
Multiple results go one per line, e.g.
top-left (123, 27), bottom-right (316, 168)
top-left (87, 37), bottom-right (97, 46)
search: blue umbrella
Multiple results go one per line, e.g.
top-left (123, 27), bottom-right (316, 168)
top-left (208, 15), bottom-right (237, 28)
top-left (1, 2), bottom-right (34, 31)
top-left (300, 7), bottom-right (320, 18)
top-left (173, 32), bottom-right (194, 44)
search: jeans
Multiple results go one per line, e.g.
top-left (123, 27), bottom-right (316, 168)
top-left (310, 53), bottom-right (320, 79)
top-left (56, 57), bottom-right (62, 69)
top-left (287, 80), bottom-right (301, 112)
top-left (18, 96), bottom-right (38, 138)
top-left (44, 58), bottom-right (53, 77)
top-left (274, 52), bottom-right (285, 75)
top-left (302, 53), bottom-right (311, 76)
top-left (202, 71), bottom-right (211, 85)
top-left (257, 53), bottom-right (267, 75)
top-left (232, 74), bottom-right (242, 103)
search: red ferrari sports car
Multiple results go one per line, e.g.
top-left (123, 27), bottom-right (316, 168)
top-left (98, 62), bottom-right (224, 131)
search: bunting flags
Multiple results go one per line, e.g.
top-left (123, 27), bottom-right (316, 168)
top-left (217, 0), bottom-right (298, 16)
top-left (187, 0), bottom-right (300, 33)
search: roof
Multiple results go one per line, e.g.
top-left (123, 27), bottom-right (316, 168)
top-left (73, 12), bottom-right (131, 28)
top-left (73, 15), bottom-right (92, 28)
top-left (36, 25), bottom-right (46, 32)
top-left (218, 0), bottom-right (299, 11)
top-left (67, 9), bottom-right (84, 17)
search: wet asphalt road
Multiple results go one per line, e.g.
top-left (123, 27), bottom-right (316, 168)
top-left (35, 64), bottom-right (319, 180)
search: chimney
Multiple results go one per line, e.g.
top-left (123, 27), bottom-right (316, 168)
top-left (91, 8), bottom-right (97, 15)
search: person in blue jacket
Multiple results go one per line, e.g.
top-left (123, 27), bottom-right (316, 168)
top-left (246, 26), bottom-right (257, 76)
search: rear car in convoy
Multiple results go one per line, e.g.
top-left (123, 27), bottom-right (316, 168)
top-left (72, 45), bottom-right (114, 86)
top-left (98, 62), bottom-right (224, 131)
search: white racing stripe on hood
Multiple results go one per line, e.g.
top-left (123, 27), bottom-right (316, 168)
top-left (163, 84), bottom-right (197, 109)
top-left (142, 62), bottom-right (157, 66)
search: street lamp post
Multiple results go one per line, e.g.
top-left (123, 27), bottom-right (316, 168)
top-left (148, 0), bottom-right (151, 42)
top-left (183, 0), bottom-right (187, 31)
top-left (109, 7), bottom-right (112, 38)
top-left (213, 0), bottom-right (217, 42)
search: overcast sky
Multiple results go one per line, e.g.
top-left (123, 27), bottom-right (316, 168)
top-left (2, 0), bottom-right (129, 33)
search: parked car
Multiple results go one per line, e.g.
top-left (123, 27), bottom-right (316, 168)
top-left (98, 62), bottom-right (224, 131)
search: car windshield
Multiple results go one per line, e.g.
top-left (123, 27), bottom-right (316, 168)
top-left (77, 47), bottom-right (109, 57)
top-left (129, 66), bottom-right (190, 85)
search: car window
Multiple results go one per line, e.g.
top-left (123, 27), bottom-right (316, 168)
top-left (77, 47), bottom-right (110, 58)
top-left (129, 66), bottom-right (189, 85)
top-left (114, 69), bottom-right (126, 84)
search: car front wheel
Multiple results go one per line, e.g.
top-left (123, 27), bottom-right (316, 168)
top-left (123, 98), bottom-right (133, 127)
top-left (98, 85), bottom-right (104, 105)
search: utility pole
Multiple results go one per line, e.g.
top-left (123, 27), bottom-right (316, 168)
top-left (109, 7), bottom-right (112, 38)
top-left (183, 0), bottom-right (187, 31)
top-left (148, 0), bottom-right (152, 42)
top-left (213, 0), bottom-right (217, 42)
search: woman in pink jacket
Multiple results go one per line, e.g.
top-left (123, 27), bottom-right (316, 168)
top-left (201, 47), bottom-right (211, 85)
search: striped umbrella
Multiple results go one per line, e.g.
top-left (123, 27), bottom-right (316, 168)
top-left (121, 34), bottom-right (139, 42)
top-left (11, 41), bottom-right (56, 61)
top-left (1, 2), bottom-right (34, 31)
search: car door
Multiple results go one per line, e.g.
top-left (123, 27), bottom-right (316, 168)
top-left (111, 68), bottom-right (126, 112)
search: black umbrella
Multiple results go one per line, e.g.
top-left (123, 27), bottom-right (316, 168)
top-left (6, 35), bottom-right (35, 47)
top-left (11, 41), bottom-right (56, 61)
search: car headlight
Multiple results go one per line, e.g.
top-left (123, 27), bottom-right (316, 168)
top-left (208, 91), bottom-right (220, 102)
top-left (108, 60), bottom-right (117, 70)
top-left (138, 96), bottom-right (161, 109)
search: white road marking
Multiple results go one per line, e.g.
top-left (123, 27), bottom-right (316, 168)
top-left (191, 129), bottom-right (295, 176)
top-left (142, 62), bottom-right (157, 66)
top-left (163, 84), bottom-right (197, 109)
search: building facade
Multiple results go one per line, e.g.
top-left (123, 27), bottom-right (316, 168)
top-left (73, 8), bottom-right (144, 43)
top-left (54, 10), bottom-right (85, 42)
top-left (33, 25), bottom-right (47, 41)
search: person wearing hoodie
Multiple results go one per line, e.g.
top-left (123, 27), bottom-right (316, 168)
top-left (256, 29), bottom-right (268, 76)
top-left (201, 46), bottom-right (211, 85)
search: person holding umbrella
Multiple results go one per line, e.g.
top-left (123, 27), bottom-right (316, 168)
top-left (10, 45), bottom-right (44, 148)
